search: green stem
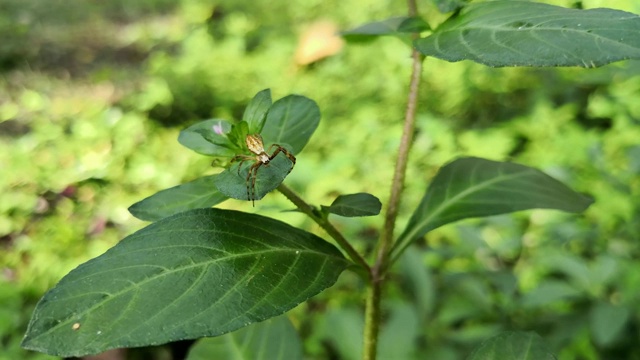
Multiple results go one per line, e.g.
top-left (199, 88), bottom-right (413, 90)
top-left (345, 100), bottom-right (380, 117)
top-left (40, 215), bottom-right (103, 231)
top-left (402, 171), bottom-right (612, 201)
top-left (363, 0), bottom-right (425, 358)
top-left (277, 184), bottom-right (371, 274)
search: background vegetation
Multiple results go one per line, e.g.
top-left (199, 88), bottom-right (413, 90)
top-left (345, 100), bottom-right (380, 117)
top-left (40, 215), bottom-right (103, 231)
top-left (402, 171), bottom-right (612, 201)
top-left (1, 0), bottom-right (639, 359)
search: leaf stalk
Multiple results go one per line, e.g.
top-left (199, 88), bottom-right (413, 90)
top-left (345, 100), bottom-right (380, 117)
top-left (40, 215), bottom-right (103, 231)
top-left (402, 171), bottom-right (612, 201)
top-left (277, 184), bottom-right (371, 274)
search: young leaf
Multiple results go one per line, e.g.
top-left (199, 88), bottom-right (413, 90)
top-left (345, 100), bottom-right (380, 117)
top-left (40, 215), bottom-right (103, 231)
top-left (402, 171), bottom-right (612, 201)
top-left (186, 315), bottom-right (302, 360)
top-left (323, 193), bottom-right (382, 217)
top-left (214, 151), bottom-right (295, 202)
top-left (128, 175), bottom-right (228, 222)
top-left (392, 157), bottom-right (593, 260)
top-left (178, 119), bottom-right (236, 157)
top-left (260, 95), bottom-right (320, 155)
top-left (467, 331), bottom-right (556, 360)
top-left (21, 209), bottom-right (350, 357)
top-left (342, 17), bottom-right (429, 38)
top-left (415, 1), bottom-right (640, 67)
top-left (243, 89), bottom-right (272, 134)
top-left (226, 121), bottom-right (250, 151)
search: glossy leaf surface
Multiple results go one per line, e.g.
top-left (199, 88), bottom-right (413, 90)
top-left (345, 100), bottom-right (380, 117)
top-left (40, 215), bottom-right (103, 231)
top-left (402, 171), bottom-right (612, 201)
top-left (22, 209), bottom-right (349, 357)
top-left (178, 119), bottom-right (235, 157)
top-left (467, 331), bottom-right (556, 360)
top-left (186, 316), bottom-right (302, 360)
top-left (393, 157), bottom-right (593, 259)
top-left (260, 95), bottom-right (320, 155)
top-left (243, 89), bottom-right (272, 134)
top-left (214, 151), bottom-right (294, 202)
top-left (128, 175), bottom-right (228, 221)
top-left (323, 193), bottom-right (382, 217)
top-left (416, 1), bottom-right (640, 67)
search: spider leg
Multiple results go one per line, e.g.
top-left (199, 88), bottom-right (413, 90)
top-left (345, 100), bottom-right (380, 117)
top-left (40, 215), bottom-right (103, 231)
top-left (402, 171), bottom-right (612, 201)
top-left (268, 146), bottom-right (296, 173)
top-left (230, 155), bottom-right (253, 176)
top-left (247, 162), bottom-right (263, 207)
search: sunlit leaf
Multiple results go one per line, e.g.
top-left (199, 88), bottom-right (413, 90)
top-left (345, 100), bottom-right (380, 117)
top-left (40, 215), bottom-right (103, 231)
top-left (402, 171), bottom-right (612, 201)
top-left (186, 316), bottom-right (302, 360)
top-left (322, 193), bottom-right (382, 217)
top-left (243, 89), bottom-right (272, 134)
top-left (128, 175), bottom-right (228, 222)
top-left (467, 331), bottom-right (556, 360)
top-left (21, 209), bottom-right (349, 357)
top-left (416, 1), bottom-right (640, 67)
top-left (392, 157), bottom-right (593, 260)
top-left (214, 150), bottom-right (295, 203)
top-left (178, 119), bottom-right (236, 157)
top-left (260, 95), bottom-right (320, 155)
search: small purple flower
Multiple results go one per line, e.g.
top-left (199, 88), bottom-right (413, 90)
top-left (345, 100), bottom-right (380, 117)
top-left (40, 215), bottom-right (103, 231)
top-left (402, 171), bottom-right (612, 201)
top-left (213, 121), bottom-right (225, 135)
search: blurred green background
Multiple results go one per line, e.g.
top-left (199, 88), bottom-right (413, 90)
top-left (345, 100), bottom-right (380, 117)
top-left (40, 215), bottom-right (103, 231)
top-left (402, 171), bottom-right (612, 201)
top-left (1, 0), bottom-right (639, 359)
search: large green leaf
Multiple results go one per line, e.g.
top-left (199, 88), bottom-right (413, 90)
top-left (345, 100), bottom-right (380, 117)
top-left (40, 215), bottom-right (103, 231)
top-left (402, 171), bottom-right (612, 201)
top-left (214, 150), bottom-right (295, 203)
top-left (186, 315), bottom-right (302, 360)
top-left (466, 331), bottom-right (556, 360)
top-left (21, 209), bottom-right (349, 357)
top-left (415, 1), bottom-right (640, 67)
top-left (128, 175), bottom-right (228, 222)
top-left (260, 95), bottom-right (320, 155)
top-left (392, 157), bottom-right (593, 260)
top-left (242, 89), bottom-right (272, 134)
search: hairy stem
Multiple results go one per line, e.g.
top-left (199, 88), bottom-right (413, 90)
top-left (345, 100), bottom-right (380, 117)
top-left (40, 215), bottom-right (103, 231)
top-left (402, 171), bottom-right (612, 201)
top-left (277, 184), bottom-right (371, 273)
top-left (363, 0), bottom-right (425, 358)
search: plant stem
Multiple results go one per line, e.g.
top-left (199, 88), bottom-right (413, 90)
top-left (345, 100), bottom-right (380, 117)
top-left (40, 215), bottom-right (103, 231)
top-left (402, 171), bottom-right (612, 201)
top-left (363, 0), bottom-right (425, 358)
top-left (277, 184), bottom-right (371, 274)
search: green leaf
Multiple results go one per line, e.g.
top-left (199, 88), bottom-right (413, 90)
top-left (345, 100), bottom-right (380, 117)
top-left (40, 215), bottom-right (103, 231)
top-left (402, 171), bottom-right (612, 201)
top-left (467, 331), bottom-right (556, 360)
top-left (323, 193), bottom-right (382, 217)
top-left (398, 248), bottom-right (435, 320)
top-left (342, 17), bottom-right (429, 39)
top-left (186, 315), bottom-right (302, 360)
top-left (214, 150), bottom-right (295, 203)
top-left (392, 157), bottom-right (593, 260)
top-left (520, 280), bottom-right (581, 308)
top-left (379, 303), bottom-right (419, 359)
top-left (415, 1), bottom-right (640, 67)
top-left (226, 121), bottom-right (250, 151)
top-left (323, 308), bottom-right (363, 360)
top-left (178, 119), bottom-right (236, 157)
top-left (260, 95), bottom-right (320, 155)
top-left (589, 302), bottom-right (630, 346)
top-left (128, 175), bottom-right (228, 222)
top-left (243, 89), bottom-right (272, 134)
top-left (21, 209), bottom-right (349, 357)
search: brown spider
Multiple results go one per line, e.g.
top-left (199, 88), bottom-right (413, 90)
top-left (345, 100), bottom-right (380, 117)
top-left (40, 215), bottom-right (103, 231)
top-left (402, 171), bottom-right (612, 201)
top-left (230, 134), bottom-right (296, 206)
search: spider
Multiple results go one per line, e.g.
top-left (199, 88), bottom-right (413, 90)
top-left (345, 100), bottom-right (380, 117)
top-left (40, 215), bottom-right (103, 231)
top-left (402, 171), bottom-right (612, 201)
top-left (230, 134), bottom-right (296, 206)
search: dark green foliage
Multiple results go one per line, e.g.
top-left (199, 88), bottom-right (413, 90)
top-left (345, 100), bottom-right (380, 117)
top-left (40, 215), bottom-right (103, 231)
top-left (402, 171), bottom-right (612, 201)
top-left (416, 1), bottom-right (640, 67)
top-left (22, 209), bottom-right (349, 357)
